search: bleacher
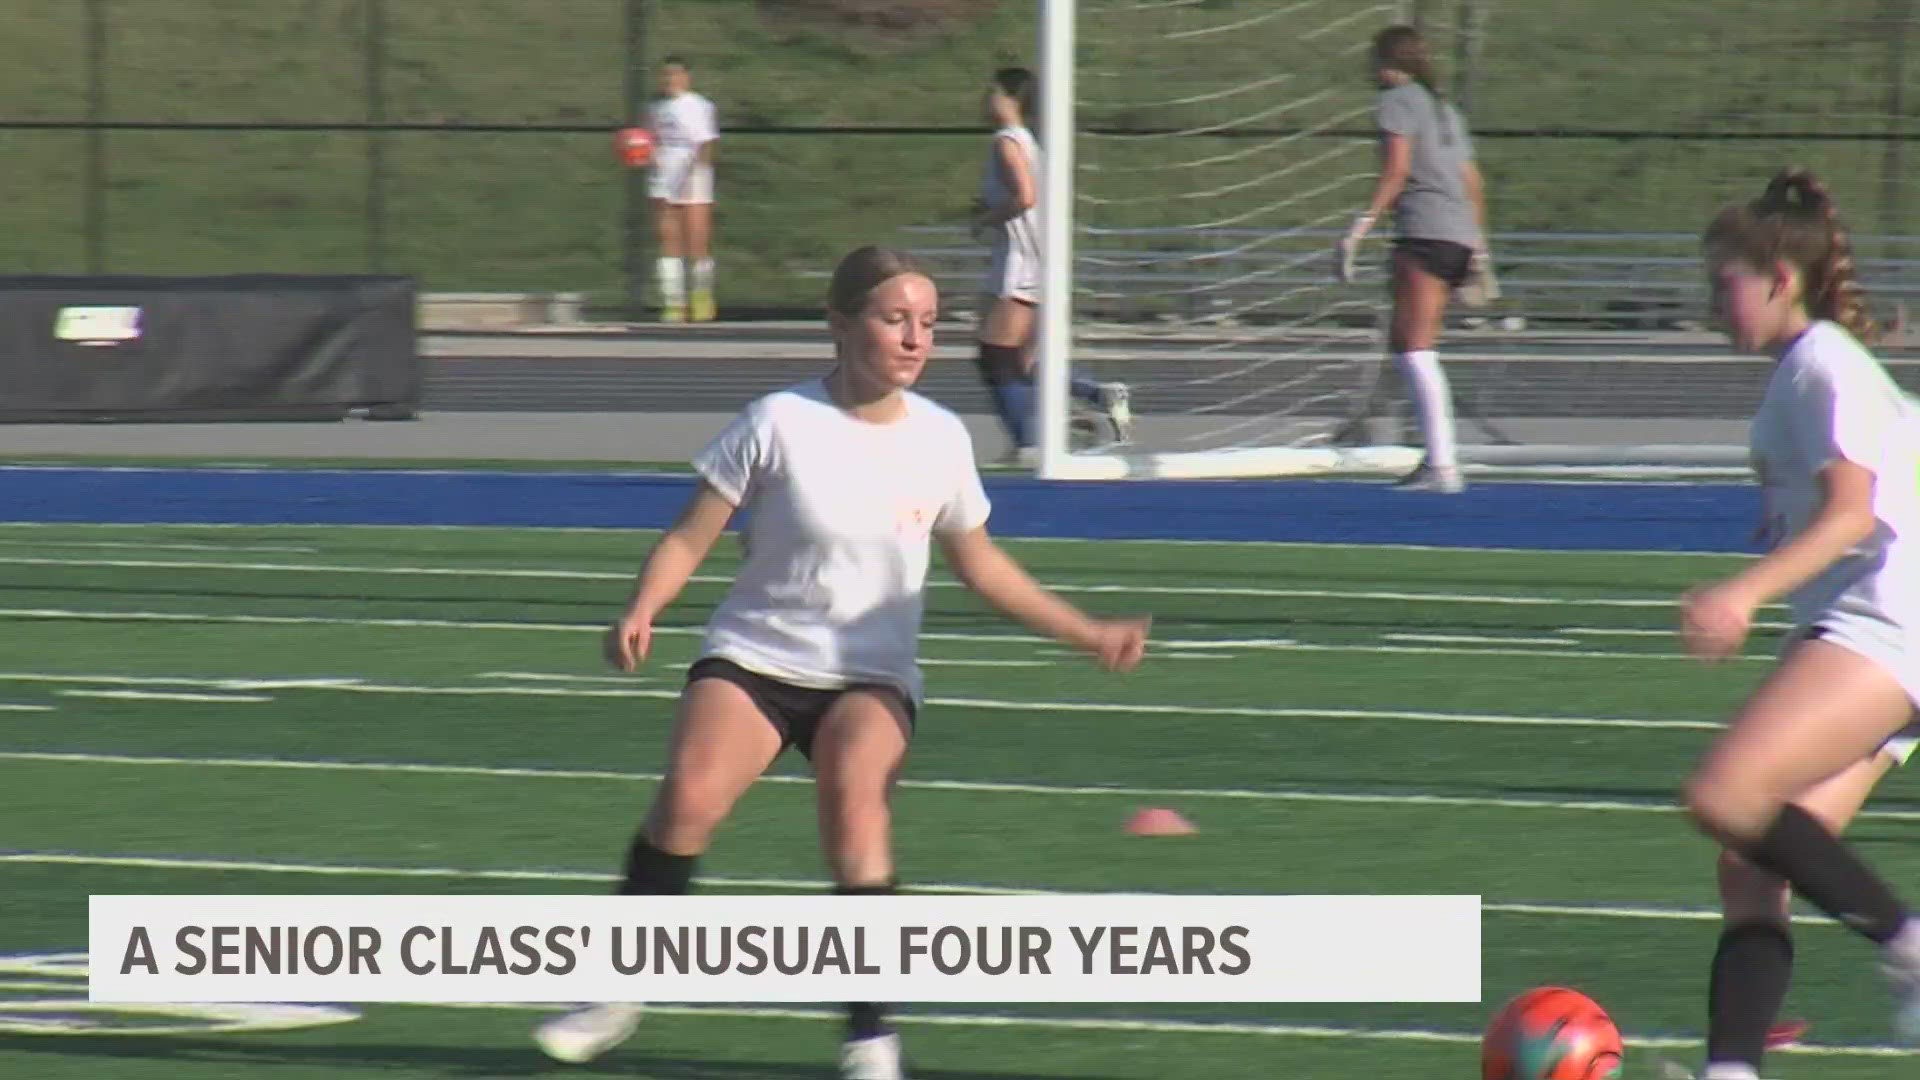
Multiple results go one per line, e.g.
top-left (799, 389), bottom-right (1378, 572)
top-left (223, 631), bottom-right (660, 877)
top-left (871, 226), bottom-right (1920, 331)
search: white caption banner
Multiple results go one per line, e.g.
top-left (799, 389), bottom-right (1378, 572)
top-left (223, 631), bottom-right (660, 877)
top-left (90, 894), bottom-right (1480, 1004)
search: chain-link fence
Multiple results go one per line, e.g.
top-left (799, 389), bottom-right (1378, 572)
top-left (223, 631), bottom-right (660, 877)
top-left (3, 1), bottom-right (1916, 320)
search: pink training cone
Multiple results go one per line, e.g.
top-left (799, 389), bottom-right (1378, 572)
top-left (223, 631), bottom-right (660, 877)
top-left (1125, 807), bottom-right (1197, 836)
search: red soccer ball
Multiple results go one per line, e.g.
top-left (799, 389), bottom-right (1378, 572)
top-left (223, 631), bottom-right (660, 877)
top-left (1482, 987), bottom-right (1625, 1080)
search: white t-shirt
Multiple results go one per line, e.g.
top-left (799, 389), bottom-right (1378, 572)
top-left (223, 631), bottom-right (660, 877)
top-left (691, 378), bottom-right (992, 704)
top-left (1750, 320), bottom-right (1920, 629)
top-left (649, 91), bottom-right (718, 173)
top-left (980, 125), bottom-right (1042, 256)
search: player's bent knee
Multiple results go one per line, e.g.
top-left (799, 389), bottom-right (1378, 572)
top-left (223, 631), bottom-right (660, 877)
top-left (1682, 772), bottom-right (1777, 845)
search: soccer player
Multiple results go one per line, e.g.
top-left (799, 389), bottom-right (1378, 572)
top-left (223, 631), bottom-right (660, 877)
top-left (1678, 167), bottom-right (1920, 1079)
top-left (649, 55), bottom-right (719, 322)
top-left (531, 244), bottom-right (1152, 1080)
top-left (970, 66), bottom-right (1131, 464)
top-left (1334, 25), bottom-right (1493, 493)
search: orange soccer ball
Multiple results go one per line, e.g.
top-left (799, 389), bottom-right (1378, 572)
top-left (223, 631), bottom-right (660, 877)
top-left (1482, 987), bottom-right (1624, 1080)
top-left (614, 126), bottom-right (653, 168)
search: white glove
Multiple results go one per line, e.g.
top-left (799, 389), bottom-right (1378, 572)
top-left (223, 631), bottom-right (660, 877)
top-left (1333, 213), bottom-right (1374, 284)
top-left (1458, 244), bottom-right (1501, 307)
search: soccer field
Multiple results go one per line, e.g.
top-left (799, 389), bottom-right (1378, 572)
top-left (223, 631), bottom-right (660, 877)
top-left (1, 519), bottom-right (1917, 1078)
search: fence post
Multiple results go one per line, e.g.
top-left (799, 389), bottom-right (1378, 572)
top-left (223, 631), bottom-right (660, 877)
top-left (84, 0), bottom-right (108, 273)
top-left (365, 0), bottom-right (389, 273)
top-left (624, 0), bottom-right (652, 323)
top-left (1453, 0), bottom-right (1484, 116)
top-left (1408, 0), bottom-right (1434, 36)
top-left (1883, 0), bottom-right (1913, 246)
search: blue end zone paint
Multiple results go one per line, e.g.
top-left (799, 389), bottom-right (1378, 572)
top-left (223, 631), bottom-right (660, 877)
top-left (0, 467), bottom-right (1763, 553)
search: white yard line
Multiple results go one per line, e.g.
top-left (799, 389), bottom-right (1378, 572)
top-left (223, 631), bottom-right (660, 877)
top-left (0, 670), bottom-right (1721, 729)
top-left (0, 554), bottom-right (1695, 609)
top-left (24, 748), bottom-right (1920, 821)
top-left (0, 607), bottom-right (1748, 662)
top-left (0, 851), bottom-right (1869, 932)
top-left (57, 690), bottom-right (272, 704)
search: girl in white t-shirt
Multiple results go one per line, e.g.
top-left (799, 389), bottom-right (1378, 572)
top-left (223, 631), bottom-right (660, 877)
top-left (534, 244), bottom-right (1151, 1080)
top-left (648, 56), bottom-right (720, 322)
top-left (969, 66), bottom-right (1131, 463)
top-left (1679, 168), bottom-right (1920, 1079)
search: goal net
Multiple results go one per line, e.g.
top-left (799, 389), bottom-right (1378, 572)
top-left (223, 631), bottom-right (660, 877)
top-left (1034, 0), bottom-right (1428, 480)
top-left (1028, 0), bottom-right (1920, 482)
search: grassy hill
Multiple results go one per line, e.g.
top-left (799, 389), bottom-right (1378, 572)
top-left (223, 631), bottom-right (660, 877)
top-left (0, 0), bottom-right (1912, 314)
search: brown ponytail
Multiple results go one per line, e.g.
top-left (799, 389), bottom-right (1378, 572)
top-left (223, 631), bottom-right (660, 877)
top-left (1373, 25), bottom-right (1453, 145)
top-left (1704, 167), bottom-right (1878, 344)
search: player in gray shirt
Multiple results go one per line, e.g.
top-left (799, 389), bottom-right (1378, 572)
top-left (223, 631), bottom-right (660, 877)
top-left (1335, 24), bottom-right (1493, 493)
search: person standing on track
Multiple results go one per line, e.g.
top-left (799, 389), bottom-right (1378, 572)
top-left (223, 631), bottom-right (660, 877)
top-left (649, 55), bottom-right (720, 323)
top-left (971, 66), bottom-right (1131, 465)
top-left (532, 244), bottom-right (1152, 1080)
top-left (1676, 167), bottom-right (1920, 1080)
top-left (1334, 25), bottom-right (1494, 493)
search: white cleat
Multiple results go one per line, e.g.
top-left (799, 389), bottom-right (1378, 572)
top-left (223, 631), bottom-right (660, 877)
top-left (1883, 922), bottom-right (1920, 1044)
top-left (1886, 957), bottom-right (1920, 1044)
top-left (840, 1032), bottom-right (907, 1080)
top-left (1392, 463), bottom-right (1466, 494)
top-left (532, 1003), bottom-right (643, 1064)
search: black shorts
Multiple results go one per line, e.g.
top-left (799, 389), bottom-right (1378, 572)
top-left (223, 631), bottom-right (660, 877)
top-left (1394, 237), bottom-right (1476, 289)
top-left (685, 657), bottom-right (917, 760)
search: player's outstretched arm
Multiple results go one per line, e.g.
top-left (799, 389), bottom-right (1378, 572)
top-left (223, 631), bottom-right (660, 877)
top-left (937, 526), bottom-right (1150, 672)
top-left (606, 481), bottom-right (738, 671)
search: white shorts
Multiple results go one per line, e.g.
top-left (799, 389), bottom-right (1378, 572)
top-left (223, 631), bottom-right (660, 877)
top-left (1787, 617), bottom-right (1920, 765)
top-left (650, 160), bottom-right (714, 205)
top-left (985, 235), bottom-right (1040, 305)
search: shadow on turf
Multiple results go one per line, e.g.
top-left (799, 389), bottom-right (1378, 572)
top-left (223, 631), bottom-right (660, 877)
top-left (0, 1034), bottom-right (1115, 1079)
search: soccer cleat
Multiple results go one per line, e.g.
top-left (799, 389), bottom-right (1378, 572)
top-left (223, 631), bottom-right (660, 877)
top-left (1885, 952), bottom-right (1920, 1044)
top-left (840, 1032), bottom-right (906, 1080)
top-left (531, 1003), bottom-right (643, 1064)
top-left (661, 302), bottom-right (687, 324)
top-left (1392, 463), bottom-right (1466, 494)
top-left (690, 289), bottom-right (716, 323)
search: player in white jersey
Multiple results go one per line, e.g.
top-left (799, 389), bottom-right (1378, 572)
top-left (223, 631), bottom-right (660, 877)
top-left (1333, 25), bottom-right (1495, 493)
top-left (648, 56), bottom-right (719, 322)
top-left (531, 245), bottom-right (1152, 1080)
top-left (969, 67), bottom-right (1130, 465)
top-left (1673, 168), bottom-right (1920, 1080)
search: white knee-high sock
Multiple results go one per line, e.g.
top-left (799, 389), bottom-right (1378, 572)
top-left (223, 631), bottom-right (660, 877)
top-left (657, 258), bottom-right (685, 306)
top-left (693, 258), bottom-right (715, 293)
top-left (1397, 350), bottom-right (1458, 470)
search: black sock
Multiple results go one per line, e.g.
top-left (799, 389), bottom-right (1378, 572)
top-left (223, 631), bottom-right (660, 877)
top-left (837, 882), bottom-right (896, 1040)
top-left (1742, 803), bottom-right (1907, 944)
top-left (1706, 920), bottom-right (1793, 1071)
top-left (618, 831), bottom-right (695, 896)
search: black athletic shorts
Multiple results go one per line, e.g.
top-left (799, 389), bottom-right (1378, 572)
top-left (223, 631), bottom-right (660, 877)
top-left (1395, 237), bottom-right (1476, 289)
top-left (685, 656), bottom-right (917, 760)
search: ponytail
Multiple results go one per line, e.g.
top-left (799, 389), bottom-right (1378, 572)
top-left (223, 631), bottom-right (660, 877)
top-left (1705, 167), bottom-right (1878, 344)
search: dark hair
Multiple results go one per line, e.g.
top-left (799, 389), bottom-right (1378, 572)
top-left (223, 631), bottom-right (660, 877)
top-left (1372, 25), bottom-right (1452, 145)
top-left (662, 54), bottom-right (688, 69)
top-left (1704, 167), bottom-right (1876, 344)
top-left (992, 67), bottom-right (1039, 133)
top-left (827, 245), bottom-right (927, 317)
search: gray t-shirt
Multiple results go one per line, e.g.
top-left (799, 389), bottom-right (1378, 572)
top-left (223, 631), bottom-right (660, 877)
top-left (1376, 82), bottom-right (1479, 248)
